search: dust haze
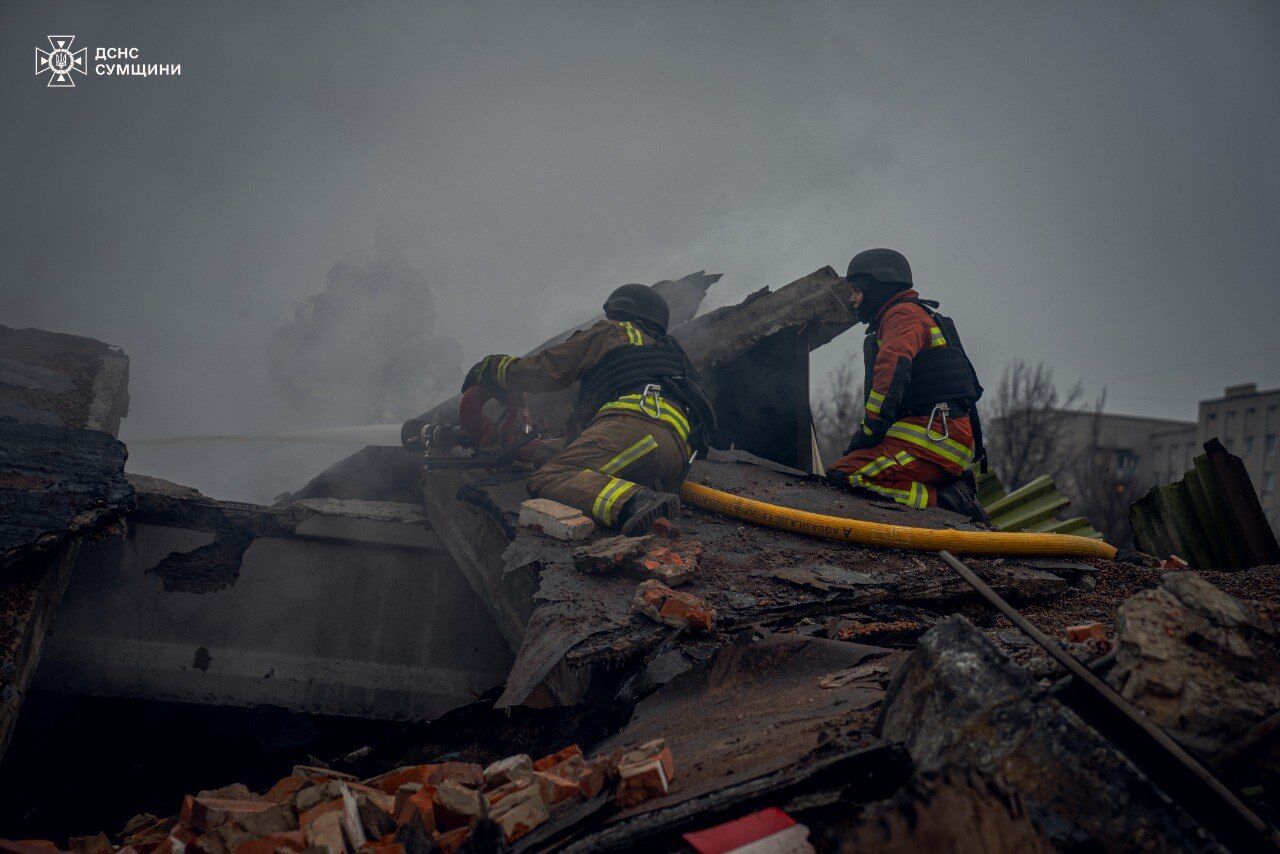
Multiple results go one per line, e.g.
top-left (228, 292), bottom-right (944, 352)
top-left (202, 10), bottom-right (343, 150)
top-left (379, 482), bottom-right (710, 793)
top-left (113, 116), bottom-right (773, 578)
top-left (3, 1), bottom-right (1279, 501)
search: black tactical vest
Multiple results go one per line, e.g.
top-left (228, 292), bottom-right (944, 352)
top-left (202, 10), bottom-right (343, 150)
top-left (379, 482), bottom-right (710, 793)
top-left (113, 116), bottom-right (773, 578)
top-left (864, 298), bottom-right (983, 416)
top-left (572, 325), bottom-right (716, 452)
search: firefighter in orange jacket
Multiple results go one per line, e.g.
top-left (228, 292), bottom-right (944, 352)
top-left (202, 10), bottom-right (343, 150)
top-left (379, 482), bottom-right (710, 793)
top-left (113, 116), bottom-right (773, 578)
top-left (826, 249), bottom-right (989, 522)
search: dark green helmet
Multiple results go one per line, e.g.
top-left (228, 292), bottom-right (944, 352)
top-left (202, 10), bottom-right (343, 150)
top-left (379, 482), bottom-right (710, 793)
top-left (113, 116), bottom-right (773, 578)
top-left (846, 248), bottom-right (912, 286)
top-left (603, 283), bottom-right (670, 333)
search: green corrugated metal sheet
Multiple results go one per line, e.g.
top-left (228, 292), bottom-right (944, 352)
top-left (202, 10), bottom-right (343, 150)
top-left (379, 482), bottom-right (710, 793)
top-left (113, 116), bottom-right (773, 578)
top-left (976, 469), bottom-right (1103, 539)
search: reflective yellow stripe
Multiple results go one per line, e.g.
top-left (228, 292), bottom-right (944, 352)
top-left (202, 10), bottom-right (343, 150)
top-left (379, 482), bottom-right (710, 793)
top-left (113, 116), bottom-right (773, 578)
top-left (592, 475), bottom-right (635, 525)
top-left (894, 450), bottom-right (915, 465)
top-left (928, 326), bottom-right (946, 348)
top-left (850, 474), bottom-right (914, 503)
top-left (868, 390), bottom-right (885, 404)
top-left (886, 422), bottom-right (973, 468)
top-left (861, 421), bottom-right (874, 437)
top-left (600, 435), bottom-right (658, 476)
top-left (865, 399), bottom-right (882, 415)
top-left (496, 355), bottom-right (514, 388)
top-left (599, 394), bottom-right (690, 441)
top-left (620, 322), bottom-right (643, 346)
top-left (857, 455), bottom-right (896, 478)
top-left (851, 474), bottom-right (930, 509)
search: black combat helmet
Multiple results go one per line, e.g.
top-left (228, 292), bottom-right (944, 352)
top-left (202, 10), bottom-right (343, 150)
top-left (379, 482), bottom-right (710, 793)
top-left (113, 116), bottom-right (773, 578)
top-left (603, 283), bottom-right (670, 333)
top-left (846, 248), bottom-right (912, 286)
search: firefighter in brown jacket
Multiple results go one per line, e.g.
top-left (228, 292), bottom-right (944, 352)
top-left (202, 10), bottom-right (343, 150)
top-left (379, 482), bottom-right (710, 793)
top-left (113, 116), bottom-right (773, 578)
top-left (826, 249), bottom-right (989, 523)
top-left (463, 285), bottom-right (716, 535)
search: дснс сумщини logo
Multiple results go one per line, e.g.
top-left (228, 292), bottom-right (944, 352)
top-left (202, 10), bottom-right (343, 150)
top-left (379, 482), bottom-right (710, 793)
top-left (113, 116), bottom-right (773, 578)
top-left (35, 35), bottom-right (87, 87)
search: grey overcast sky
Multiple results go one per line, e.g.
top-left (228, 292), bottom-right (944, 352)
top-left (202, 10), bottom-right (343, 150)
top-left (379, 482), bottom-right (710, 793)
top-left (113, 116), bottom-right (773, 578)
top-left (3, 1), bottom-right (1280, 495)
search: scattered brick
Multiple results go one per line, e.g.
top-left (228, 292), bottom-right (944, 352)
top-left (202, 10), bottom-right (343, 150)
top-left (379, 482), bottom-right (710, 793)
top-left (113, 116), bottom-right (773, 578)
top-left (616, 739), bottom-right (676, 808)
top-left (362, 765), bottom-right (431, 796)
top-left (487, 784), bottom-right (549, 844)
top-left (299, 799), bottom-right (343, 831)
top-left (233, 831), bottom-right (305, 854)
top-left (533, 771), bottom-right (580, 808)
top-left (193, 822), bottom-right (254, 854)
top-left (425, 761), bottom-right (483, 789)
top-left (304, 811), bottom-right (346, 854)
top-left (69, 834), bottom-right (113, 854)
top-left (236, 803), bottom-right (298, 837)
top-left (635, 540), bottom-right (701, 586)
top-left (292, 766), bottom-right (356, 783)
top-left (572, 534), bottom-right (654, 574)
top-left (431, 781), bottom-right (481, 830)
top-left (1160, 555), bottom-right (1189, 569)
top-left (532, 744), bottom-right (583, 772)
top-left (0, 842), bottom-right (61, 854)
top-left (519, 498), bottom-right (595, 541)
top-left (1065, 623), bottom-right (1107, 643)
top-left (262, 777), bottom-right (309, 805)
top-left (633, 580), bottom-right (715, 631)
top-left (433, 827), bottom-right (469, 854)
top-left (650, 517), bottom-right (681, 539)
top-left (483, 753), bottom-right (533, 789)
top-left (197, 784), bottom-right (257, 801)
top-left (180, 797), bottom-right (274, 834)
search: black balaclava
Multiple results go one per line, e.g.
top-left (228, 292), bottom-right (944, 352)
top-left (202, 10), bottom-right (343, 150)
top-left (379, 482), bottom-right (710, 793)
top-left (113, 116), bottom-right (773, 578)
top-left (850, 277), bottom-right (910, 324)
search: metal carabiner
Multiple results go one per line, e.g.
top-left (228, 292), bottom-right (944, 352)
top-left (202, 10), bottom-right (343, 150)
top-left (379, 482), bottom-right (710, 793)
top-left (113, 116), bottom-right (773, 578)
top-left (641, 383), bottom-right (664, 418)
top-left (925, 402), bottom-right (950, 442)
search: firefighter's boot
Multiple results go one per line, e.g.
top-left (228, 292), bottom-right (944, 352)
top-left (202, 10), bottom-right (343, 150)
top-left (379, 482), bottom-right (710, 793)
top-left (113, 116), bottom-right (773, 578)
top-left (617, 487), bottom-right (681, 536)
top-left (937, 478), bottom-right (990, 525)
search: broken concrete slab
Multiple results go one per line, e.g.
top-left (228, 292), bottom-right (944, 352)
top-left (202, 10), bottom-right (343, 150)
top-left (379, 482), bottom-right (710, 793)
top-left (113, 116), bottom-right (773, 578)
top-left (0, 324), bottom-right (130, 437)
top-left (35, 475), bottom-right (512, 720)
top-left (1, 421), bottom-right (132, 568)
top-left (876, 615), bottom-right (1222, 851)
top-left (1108, 571), bottom-right (1280, 769)
top-left (0, 418), bottom-right (132, 762)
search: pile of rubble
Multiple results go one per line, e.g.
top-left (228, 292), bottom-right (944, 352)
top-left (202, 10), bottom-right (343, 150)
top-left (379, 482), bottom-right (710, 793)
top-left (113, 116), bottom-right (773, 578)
top-left (42, 739), bottom-right (682, 854)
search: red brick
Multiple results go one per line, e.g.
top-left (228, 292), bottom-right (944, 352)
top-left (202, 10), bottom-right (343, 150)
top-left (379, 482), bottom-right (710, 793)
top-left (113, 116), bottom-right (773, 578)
top-left (0, 841), bottom-right (61, 854)
top-left (262, 777), bottom-right (308, 805)
top-left (180, 797), bottom-right (274, 834)
top-left (487, 785), bottom-right (549, 844)
top-left (431, 781), bottom-right (480, 830)
top-left (532, 771), bottom-right (580, 808)
top-left (481, 754), bottom-right (532, 789)
top-left (616, 759), bottom-right (670, 807)
top-left (299, 799), bottom-right (342, 830)
top-left (433, 828), bottom-right (469, 854)
top-left (424, 762), bottom-right (482, 788)
top-left (362, 766), bottom-right (431, 796)
top-left (292, 765), bottom-right (356, 783)
top-left (69, 833), bottom-right (112, 854)
top-left (650, 517), bottom-right (681, 539)
top-left (531, 745), bottom-right (583, 772)
top-left (304, 811), bottom-right (345, 854)
top-left (1065, 623), bottom-right (1107, 643)
top-left (233, 832), bottom-right (305, 854)
top-left (394, 787), bottom-right (436, 834)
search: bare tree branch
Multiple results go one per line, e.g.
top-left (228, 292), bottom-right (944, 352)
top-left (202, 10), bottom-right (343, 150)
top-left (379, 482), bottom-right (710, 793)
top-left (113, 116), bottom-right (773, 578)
top-left (985, 359), bottom-right (1083, 490)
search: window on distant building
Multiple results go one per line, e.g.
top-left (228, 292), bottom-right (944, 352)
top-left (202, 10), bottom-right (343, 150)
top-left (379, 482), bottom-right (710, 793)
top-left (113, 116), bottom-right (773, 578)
top-left (1227, 438), bottom-right (1234, 452)
top-left (1268, 434), bottom-right (1276, 456)
top-left (1152, 470), bottom-right (1161, 485)
top-left (1265, 471), bottom-right (1276, 493)
top-left (1246, 436), bottom-right (1255, 454)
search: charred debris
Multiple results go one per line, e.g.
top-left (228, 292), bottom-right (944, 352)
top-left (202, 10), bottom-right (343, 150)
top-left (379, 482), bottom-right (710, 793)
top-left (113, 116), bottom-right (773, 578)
top-left (1, 271), bottom-right (1278, 852)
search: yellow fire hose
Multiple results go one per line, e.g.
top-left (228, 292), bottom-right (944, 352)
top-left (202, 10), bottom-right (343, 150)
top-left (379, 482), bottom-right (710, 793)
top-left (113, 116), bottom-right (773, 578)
top-left (679, 480), bottom-right (1117, 560)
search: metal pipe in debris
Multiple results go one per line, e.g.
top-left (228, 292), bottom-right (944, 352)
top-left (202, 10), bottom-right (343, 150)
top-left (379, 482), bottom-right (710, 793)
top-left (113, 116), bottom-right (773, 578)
top-left (938, 549), bottom-right (1276, 852)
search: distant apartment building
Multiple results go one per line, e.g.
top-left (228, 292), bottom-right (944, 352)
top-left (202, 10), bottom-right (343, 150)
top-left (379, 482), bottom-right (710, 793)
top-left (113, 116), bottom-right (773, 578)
top-left (1197, 383), bottom-right (1280, 531)
top-left (1050, 410), bottom-right (1195, 487)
